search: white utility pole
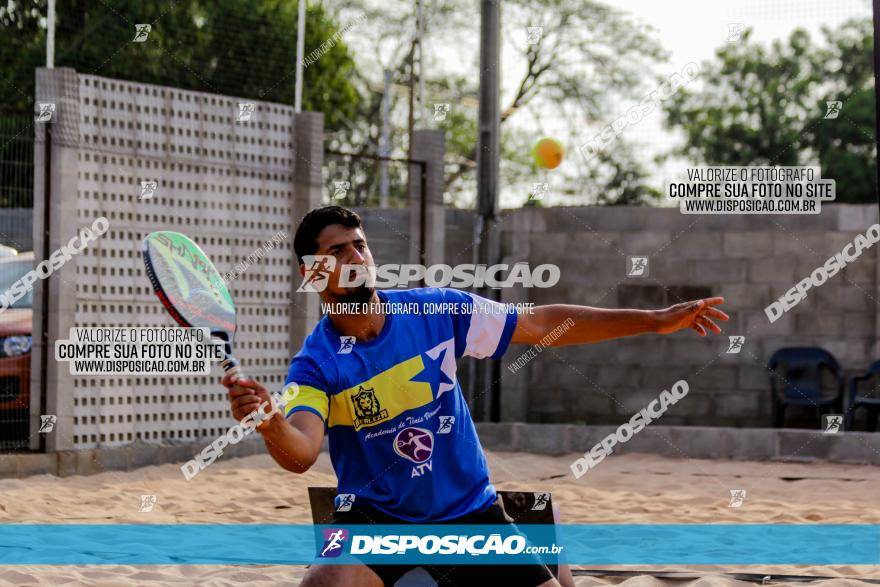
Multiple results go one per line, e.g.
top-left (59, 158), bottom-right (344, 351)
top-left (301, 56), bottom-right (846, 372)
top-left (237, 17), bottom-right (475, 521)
top-left (47, 0), bottom-right (56, 68)
top-left (416, 0), bottom-right (426, 123)
top-left (294, 0), bottom-right (306, 112)
top-left (379, 69), bottom-right (392, 208)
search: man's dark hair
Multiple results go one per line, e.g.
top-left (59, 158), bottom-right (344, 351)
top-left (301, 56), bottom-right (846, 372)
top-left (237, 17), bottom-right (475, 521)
top-left (293, 206), bottom-right (363, 265)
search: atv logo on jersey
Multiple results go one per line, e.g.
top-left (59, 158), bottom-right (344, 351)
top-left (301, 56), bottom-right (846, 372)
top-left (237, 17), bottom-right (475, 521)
top-left (351, 386), bottom-right (388, 429)
top-left (394, 427), bottom-right (434, 477)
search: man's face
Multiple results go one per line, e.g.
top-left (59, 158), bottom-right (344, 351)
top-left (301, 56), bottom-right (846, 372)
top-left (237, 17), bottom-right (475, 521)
top-left (301, 224), bottom-right (375, 301)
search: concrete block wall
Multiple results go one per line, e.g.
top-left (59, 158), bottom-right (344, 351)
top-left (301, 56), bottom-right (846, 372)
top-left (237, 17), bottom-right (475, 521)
top-left (32, 69), bottom-right (321, 452)
top-left (498, 205), bottom-right (880, 428)
top-left (475, 423), bottom-right (880, 464)
top-left (351, 207), bottom-right (411, 265)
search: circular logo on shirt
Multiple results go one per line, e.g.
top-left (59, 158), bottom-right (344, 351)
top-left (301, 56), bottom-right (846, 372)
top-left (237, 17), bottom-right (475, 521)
top-left (393, 427), bottom-right (434, 464)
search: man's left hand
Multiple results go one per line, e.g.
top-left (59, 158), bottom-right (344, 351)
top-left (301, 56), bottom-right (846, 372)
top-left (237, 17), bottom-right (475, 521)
top-left (654, 297), bottom-right (729, 337)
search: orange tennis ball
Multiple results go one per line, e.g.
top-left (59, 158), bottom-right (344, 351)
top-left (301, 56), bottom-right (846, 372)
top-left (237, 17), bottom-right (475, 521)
top-left (532, 137), bottom-right (564, 170)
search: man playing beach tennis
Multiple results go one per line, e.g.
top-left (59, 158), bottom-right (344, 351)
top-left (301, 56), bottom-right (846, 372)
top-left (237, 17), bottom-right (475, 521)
top-left (224, 206), bottom-right (728, 586)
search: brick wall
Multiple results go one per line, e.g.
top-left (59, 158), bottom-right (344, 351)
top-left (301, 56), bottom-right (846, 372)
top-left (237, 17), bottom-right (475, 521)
top-left (497, 205), bottom-right (879, 427)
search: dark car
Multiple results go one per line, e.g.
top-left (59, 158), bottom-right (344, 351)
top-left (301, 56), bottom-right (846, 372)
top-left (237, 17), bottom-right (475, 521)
top-left (0, 252), bottom-right (33, 449)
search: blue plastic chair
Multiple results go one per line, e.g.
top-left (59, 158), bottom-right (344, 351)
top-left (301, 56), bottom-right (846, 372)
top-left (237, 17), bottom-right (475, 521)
top-left (846, 360), bottom-right (880, 432)
top-left (767, 347), bottom-right (844, 428)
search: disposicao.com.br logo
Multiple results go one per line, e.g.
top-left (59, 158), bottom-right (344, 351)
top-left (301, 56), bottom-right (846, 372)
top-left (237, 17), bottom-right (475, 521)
top-left (314, 525), bottom-right (563, 563)
top-left (297, 256), bottom-right (560, 292)
top-left (348, 534), bottom-right (549, 556)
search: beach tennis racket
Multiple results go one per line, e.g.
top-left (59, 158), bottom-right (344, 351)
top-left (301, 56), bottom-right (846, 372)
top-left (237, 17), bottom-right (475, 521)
top-left (141, 231), bottom-right (243, 378)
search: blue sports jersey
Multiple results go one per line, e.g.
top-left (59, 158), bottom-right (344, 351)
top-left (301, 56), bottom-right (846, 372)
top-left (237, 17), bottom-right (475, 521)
top-left (282, 287), bottom-right (518, 522)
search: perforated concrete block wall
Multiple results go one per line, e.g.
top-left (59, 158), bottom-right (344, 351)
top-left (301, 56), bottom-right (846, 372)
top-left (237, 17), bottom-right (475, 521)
top-left (35, 71), bottom-right (319, 450)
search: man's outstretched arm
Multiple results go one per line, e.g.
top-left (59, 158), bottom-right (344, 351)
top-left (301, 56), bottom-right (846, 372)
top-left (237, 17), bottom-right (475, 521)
top-left (510, 297), bottom-right (728, 346)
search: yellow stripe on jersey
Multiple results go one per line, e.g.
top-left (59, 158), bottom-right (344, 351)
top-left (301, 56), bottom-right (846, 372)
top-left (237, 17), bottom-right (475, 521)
top-left (284, 384), bottom-right (330, 422)
top-left (329, 354), bottom-right (433, 430)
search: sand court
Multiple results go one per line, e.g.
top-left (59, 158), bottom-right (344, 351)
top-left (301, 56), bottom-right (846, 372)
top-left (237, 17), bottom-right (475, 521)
top-left (0, 450), bottom-right (876, 586)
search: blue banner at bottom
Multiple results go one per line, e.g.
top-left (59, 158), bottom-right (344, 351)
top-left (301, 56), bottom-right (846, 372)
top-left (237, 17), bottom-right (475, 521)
top-left (0, 524), bottom-right (876, 565)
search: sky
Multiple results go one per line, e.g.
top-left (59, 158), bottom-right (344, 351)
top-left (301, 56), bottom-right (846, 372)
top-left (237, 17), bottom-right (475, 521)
top-left (614, 0), bottom-right (870, 62)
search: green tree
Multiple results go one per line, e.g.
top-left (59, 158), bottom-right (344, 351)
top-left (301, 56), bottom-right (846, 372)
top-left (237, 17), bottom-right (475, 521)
top-left (587, 148), bottom-right (663, 206)
top-left (804, 19), bottom-right (876, 203)
top-left (0, 0), bottom-right (364, 207)
top-left (663, 19), bottom-right (876, 203)
top-left (1, 0), bottom-right (361, 130)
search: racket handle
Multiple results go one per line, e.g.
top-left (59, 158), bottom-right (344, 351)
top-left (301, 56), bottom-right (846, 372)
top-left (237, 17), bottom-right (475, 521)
top-left (217, 337), bottom-right (245, 378)
top-left (221, 356), bottom-right (244, 379)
